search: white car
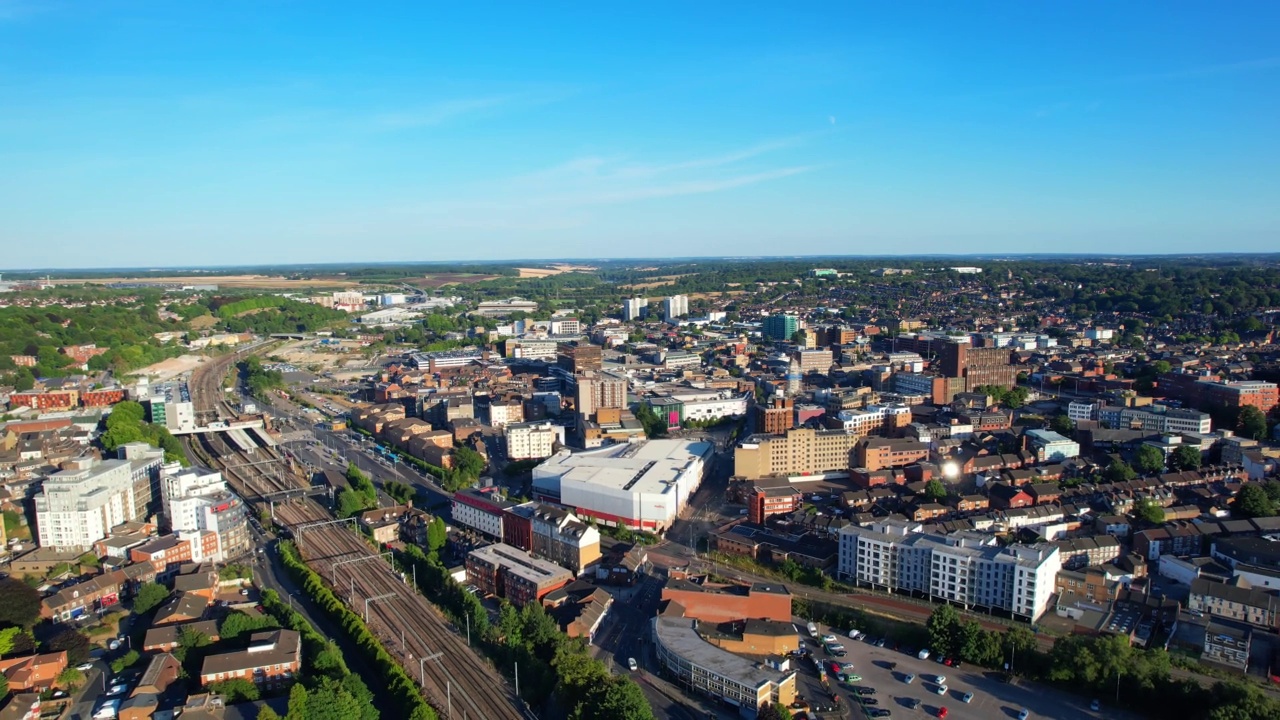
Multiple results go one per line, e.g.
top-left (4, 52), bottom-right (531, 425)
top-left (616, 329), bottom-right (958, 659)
top-left (76, 662), bottom-right (93, 671)
top-left (934, 685), bottom-right (948, 696)
top-left (821, 634), bottom-right (838, 644)
top-left (1018, 710), bottom-right (1030, 720)
top-left (932, 674), bottom-right (947, 685)
top-left (848, 629), bottom-right (864, 640)
top-left (917, 648), bottom-right (931, 660)
top-left (961, 692), bottom-right (973, 704)
top-left (627, 657), bottom-right (638, 671)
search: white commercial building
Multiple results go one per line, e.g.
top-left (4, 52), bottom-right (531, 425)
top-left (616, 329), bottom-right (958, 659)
top-left (1096, 405), bottom-right (1212, 434)
top-left (34, 445), bottom-right (163, 551)
top-left (838, 520), bottom-right (1062, 621)
top-left (532, 439), bottom-right (712, 531)
top-left (833, 404), bottom-right (912, 435)
top-left (506, 421), bottom-right (558, 461)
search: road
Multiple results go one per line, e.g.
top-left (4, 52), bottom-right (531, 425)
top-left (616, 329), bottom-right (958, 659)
top-left (63, 659), bottom-right (108, 720)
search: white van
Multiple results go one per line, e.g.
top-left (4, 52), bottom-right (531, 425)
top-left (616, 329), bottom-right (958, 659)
top-left (807, 622), bottom-right (819, 638)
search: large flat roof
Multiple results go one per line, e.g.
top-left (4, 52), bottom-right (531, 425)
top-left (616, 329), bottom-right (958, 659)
top-left (536, 439), bottom-right (712, 496)
top-left (654, 614), bottom-right (792, 691)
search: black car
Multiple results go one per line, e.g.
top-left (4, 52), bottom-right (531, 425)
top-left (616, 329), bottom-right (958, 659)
top-left (853, 687), bottom-right (877, 696)
top-left (859, 698), bottom-right (879, 706)
top-left (868, 710), bottom-right (892, 718)
top-left (906, 698), bottom-right (922, 709)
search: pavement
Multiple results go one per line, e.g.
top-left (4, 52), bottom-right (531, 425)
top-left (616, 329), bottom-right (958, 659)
top-left (822, 633), bottom-right (1138, 720)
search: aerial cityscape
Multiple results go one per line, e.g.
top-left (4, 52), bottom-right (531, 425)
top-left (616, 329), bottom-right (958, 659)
top-left (3, 4), bottom-right (1280, 720)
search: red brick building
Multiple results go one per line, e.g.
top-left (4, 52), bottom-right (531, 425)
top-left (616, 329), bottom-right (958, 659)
top-left (81, 389), bottom-right (125, 407)
top-left (8, 390), bottom-right (78, 410)
top-left (988, 483), bottom-right (1033, 510)
top-left (660, 579), bottom-right (792, 624)
top-left (855, 438), bottom-right (931, 471)
top-left (60, 345), bottom-right (109, 364)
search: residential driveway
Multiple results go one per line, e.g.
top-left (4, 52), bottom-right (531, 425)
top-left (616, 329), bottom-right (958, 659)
top-left (838, 638), bottom-right (1140, 720)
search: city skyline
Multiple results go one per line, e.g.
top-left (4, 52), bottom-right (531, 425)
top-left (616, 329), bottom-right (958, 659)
top-left (3, 2), bottom-right (1279, 268)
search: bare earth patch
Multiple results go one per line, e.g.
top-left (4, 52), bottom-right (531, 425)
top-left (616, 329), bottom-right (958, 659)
top-left (52, 275), bottom-right (360, 289)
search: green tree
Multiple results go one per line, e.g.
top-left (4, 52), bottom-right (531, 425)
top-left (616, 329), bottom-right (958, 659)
top-left (1233, 483), bottom-right (1276, 519)
top-left (926, 604), bottom-right (961, 659)
top-left (1238, 405), bottom-right (1268, 441)
top-left (286, 683), bottom-right (309, 720)
top-left (1105, 458), bottom-right (1137, 483)
top-left (1172, 444), bottom-right (1202, 471)
top-left (1049, 414), bottom-right (1075, 436)
top-left (1134, 499), bottom-right (1166, 525)
top-left (453, 446), bottom-right (486, 480)
top-left (132, 582), bottom-right (170, 615)
top-left (209, 677), bottom-right (260, 703)
top-left (56, 666), bottom-right (85, 689)
top-left (336, 487), bottom-right (374, 519)
top-left (0, 626), bottom-right (23, 655)
top-left (0, 578), bottom-right (42, 628)
top-left (110, 649), bottom-right (141, 673)
top-left (219, 611), bottom-right (280, 641)
top-left (1135, 445), bottom-right (1166, 475)
top-left (257, 707), bottom-right (282, 720)
top-left (923, 479), bottom-right (948, 501)
top-left (426, 516), bottom-right (447, 556)
top-left (0, 674), bottom-right (7, 698)
top-left (44, 628), bottom-right (92, 665)
top-left (758, 703), bottom-right (794, 720)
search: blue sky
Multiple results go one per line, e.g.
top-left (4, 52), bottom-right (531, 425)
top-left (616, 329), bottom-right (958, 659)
top-left (2, 2), bottom-right (1279, 269)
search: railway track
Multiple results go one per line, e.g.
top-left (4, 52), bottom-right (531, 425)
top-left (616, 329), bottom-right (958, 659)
top-left (278, 502), bottom-right (525, 720)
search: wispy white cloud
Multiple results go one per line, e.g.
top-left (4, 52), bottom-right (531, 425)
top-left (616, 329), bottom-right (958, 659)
top-left (371, 96), bottom-right (513, 129)
top-left (380, 136), bottom-right (818, 232)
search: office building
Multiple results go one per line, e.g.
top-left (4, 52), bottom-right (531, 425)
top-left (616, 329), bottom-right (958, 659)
top-left (623, 297), bottom-right (647, 321)
top-left (838, 520), bottom-right (1062, 620)
top-left (532, 439), bottom-right (712, 531)
top-left (663, 295), bottom-right (689, 322)
top-left (763, 314), bottom-right (799, 342)
top-left (475, 297), bottom-right (539, 317)
top-left (1095, 405), bottom-right (1213, 434)
top-left (734, 428), bottom-right (860, 480)
top-left (466, 542), bottom-right (574, 607)
top-left (452, 487), bottom-right (514, 540)
top-left (556, 341), bottom-right (603, 374)
top-left (653, 611), bottom-right (797, 710)
top-left (660, 580), bottom-right (792, 624)
top-left (795, 349), bottom-right (833, 374)
top-left (1024, 429), bottom-right (1081, 463)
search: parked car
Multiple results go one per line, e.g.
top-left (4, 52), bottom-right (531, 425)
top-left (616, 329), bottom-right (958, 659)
top-left (627, 657), bottom-right (638, 671)
top-left (934, 685), bottom-right (948, 696)
top-left (1090, 700), bottom-right (1100, 712)
top-left (821, 634), bottom-right (838, 644)
top-left (937, 708), bottom-right (948, 719)
top-left (906, 698), bottom-right (922, 709)
top-left (961, 692), bottom-right (973, 704)
top-left (1018, 710), bottom-right (1030, 720)
top-left (918, 648), bottom-right (931, 660)
top-left (931, 674), bottom-right (947, 685)
top-left (76, 662), bottom-right (93, 671)
top-left (903, 674), bottom-right (915, 684)
top-left (868, 710), bottom-right (892, 718)
top-left (859, 698), bottom-right (879, 706)
top-left (852, 687), bottom-right (876, 696)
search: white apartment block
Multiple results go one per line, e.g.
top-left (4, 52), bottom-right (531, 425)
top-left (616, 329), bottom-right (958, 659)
top-left (506, 421), bottom-right (557, 461)
top-left (838, 520), bottom-right (1062, 621)
top-left (833, 404), bottom-right (912, 435)
top-left (35, 455), bottom-right (151, 551)
top-left (623, 298), bottom-right (647, 321)
top-left (160, 466), bottom-right (250, 562)
top-left (663, 295), bottom-right (689, 322)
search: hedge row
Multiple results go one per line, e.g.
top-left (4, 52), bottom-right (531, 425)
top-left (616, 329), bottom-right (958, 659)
top-left (277, 541), bottom-right (437, 720)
